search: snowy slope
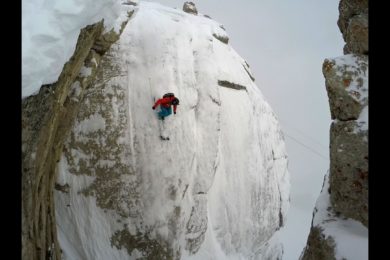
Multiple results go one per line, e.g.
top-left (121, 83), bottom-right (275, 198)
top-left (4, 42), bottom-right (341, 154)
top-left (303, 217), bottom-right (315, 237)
top-left (55, 2), bottom-right (289, 259)
top-left (22, 0), bottom-right (129, 98)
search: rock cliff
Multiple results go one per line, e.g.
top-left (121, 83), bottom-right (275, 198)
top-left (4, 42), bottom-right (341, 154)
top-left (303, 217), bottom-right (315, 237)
top-left (301, 0), bottom-right (368, 259)
top-left (22, 7), bottom-right (133, 260)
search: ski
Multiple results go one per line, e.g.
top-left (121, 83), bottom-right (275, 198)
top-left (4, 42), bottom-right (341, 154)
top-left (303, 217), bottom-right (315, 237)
top-left (160, 135), bottom-right (170, 141)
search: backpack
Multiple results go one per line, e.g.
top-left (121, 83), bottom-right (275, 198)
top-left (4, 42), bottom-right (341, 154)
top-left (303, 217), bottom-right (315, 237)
top-left (163, 93), bottom-right (174, 98)
top-left (171, 97), bottom-right (179, 105)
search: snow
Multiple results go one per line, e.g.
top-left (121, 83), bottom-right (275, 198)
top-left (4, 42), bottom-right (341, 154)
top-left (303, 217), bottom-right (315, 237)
top-left (75, 112), bottom-right (106, 135)
top-left (22, 0), bottom-right (136, 99)
top-left (69, 81), bottom-right (82, 102)
top-left (311, 173), bottom-right (368, 260)
top-left (79, 66), bottom-right (92, 78)
top-left (355, 105), bottom-right (368, 134)
top-left (55, 1), bottom-right (289, 259)
top-left (91, 57), bottom-right (98, 67)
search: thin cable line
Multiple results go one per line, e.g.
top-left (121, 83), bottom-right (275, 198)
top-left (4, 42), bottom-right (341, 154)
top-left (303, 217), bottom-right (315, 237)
top-left (284, 132), bottom-right (329, 161)
top-left (279, 119), bottom-right (328, 150)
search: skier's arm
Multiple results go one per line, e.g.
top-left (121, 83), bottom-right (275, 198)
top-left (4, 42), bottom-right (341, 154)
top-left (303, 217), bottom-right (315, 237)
top-left (153, 99), bottom-right (162, 109)
top-left (173, 105), bottom-right (177, 113)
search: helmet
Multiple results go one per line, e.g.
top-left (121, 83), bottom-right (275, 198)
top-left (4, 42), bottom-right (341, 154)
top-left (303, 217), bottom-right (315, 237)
top-left (163, 93), bottom-right (175, 98)
top-left (171, 97), bottom-right (179, 105)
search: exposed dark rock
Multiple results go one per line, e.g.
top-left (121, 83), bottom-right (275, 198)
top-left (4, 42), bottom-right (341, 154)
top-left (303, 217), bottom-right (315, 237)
top-left (344, 13), bottom-right (368, 54)
top-left (218, 80), bottom-right (246, 91)
top-left (212, 33), bottom-right (229, 44)
top-left (209, 94), bottom-right (221, 106)
top-left (243, 64), bottom-right (255, 81)
top-left (329, 120), bottom-right (368, 226)
top-left (337, 0), bottom-right (368, 54)
top-left (322, 55), bottom-right (367, 120)
top-left (183, 2), bottom-right (198, 15)
top-left (54, 183), bottom-right (70, 193)
top-left (93, 10), bottom-right (134, 55)
top-left (301, 227), bottom-right (336, 260)
top-left (111, 229), bottom-right (175, 260)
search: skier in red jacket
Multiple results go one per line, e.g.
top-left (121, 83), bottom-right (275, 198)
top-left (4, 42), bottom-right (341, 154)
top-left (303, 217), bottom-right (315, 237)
top-left (152, 93), bottom-right (180, 120)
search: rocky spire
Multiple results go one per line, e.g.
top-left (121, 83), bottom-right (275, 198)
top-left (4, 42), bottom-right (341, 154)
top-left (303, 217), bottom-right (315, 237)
top-left (301, 0), bottom-right (368, 259)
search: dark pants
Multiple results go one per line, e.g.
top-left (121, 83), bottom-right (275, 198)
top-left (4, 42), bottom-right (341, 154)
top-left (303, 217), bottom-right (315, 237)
top-left (158, 106), bottom-right (172, 119)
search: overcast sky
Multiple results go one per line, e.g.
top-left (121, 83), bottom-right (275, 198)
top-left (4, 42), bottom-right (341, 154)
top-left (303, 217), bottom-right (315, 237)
top-left (143, 0), bottom-right (344, 258)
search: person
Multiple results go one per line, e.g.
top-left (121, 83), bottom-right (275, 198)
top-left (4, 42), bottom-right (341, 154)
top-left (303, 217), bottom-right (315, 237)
top-left (152, 93), bottom-right (180, 120)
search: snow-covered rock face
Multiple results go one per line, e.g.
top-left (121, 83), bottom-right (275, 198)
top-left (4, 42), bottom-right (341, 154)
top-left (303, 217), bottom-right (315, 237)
top-left (55, 2), bottom-right (289, 259)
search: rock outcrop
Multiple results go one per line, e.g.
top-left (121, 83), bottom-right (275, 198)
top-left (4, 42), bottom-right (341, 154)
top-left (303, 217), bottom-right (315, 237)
top-left (301, 0), bottom-right (368, 259)
top-left (301, 226), bottom-right (336, 260)
top-left (212, 33), bottom-right (229, 44)
top-left (323, 55), bottom-right (367, 121)
top-left (218, 80), bottom-right (247, 91)
top-left (338, 0), bottom-right (368, 54)
top-left (324, 54), bottom-right (368, 226)
top-left (21, 10), bottom-right (133, 260)
top-left (183, 2), bottom-right (198, 15)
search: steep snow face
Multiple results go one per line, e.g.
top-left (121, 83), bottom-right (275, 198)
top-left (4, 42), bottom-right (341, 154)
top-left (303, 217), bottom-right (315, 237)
top-left (55, 2), bottom-right (289, 259)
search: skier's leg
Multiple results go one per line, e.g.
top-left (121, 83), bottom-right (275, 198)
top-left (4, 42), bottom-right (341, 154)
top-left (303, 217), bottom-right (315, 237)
top-left (158, 107), bottom-right (171, 119)
top-left (166, 107), bottom-right (172, 116)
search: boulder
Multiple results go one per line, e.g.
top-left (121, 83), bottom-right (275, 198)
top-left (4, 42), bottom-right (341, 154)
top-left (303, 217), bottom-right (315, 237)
top-left (322, 54), bottom-right (368, 120)
top-left (183, 2), bottom-right (198, 15)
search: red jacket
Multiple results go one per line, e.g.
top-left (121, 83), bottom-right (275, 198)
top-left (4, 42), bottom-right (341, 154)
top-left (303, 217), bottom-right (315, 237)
top-left (153, 96), bottom-right (177, 113)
